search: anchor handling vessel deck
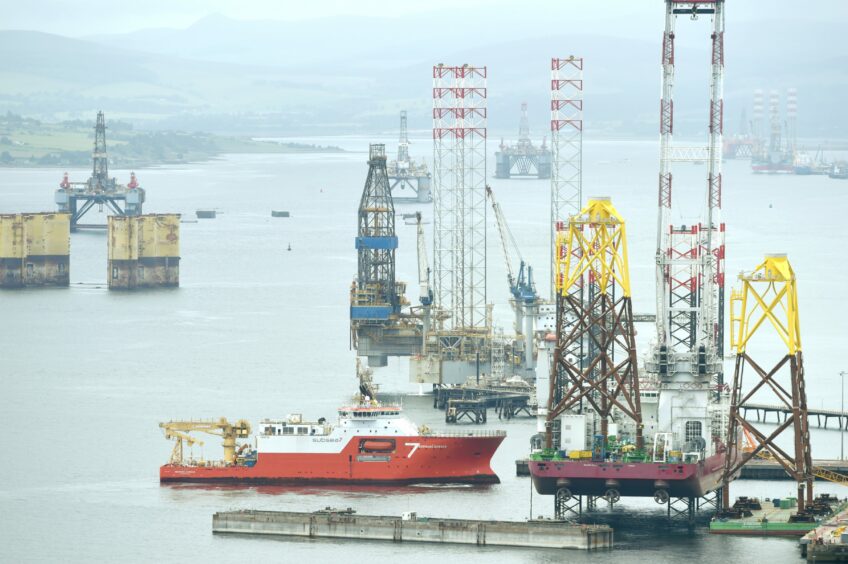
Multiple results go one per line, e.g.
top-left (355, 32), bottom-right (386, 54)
top-left (159, 402), bottom-right (505, 485)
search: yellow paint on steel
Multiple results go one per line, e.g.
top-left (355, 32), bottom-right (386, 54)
top-left (732, 254), bottom-right (801, 354)
top-left (159, 418), bottom-right (251, 465)
top-left (0, 213), bottom-right (69, 258)
top-left (555, 197), bottom-right (632, 297)
top-left (813, 467), bottom-right (848, 486)
top-left (0, 214), bottom-right (24, 259)
top-left (108, 214), bottom-right (180, 260)
top-left (108, 216), bottom-right (138, 261)
top-left (138, 214), bottom-right (180, 258)
top-left (23, 213), bottom-right (70, 256)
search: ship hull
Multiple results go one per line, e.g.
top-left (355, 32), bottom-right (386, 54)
top-left (751, 163), bottom-right (794, 174)
top-left (529, 452), bottom-right (727, 498)
top-left (161, 434), bottom-right (504, 485)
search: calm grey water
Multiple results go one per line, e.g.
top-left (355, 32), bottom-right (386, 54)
top-left (1, 138), bottom-right (847, 563)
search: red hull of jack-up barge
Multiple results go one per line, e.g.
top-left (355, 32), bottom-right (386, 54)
top-left (529, 452), bottom-right (727, 498)
top-left (160, 404), bottom-right (505, 485)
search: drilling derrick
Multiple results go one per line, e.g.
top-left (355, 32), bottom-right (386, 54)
top-left (55, 111), bottom-right (145, 230)
top-left (494, 102), bottom-right (551, 179)
top-left (752, 90), bottom-right (793, 173)
top-left (546, 198), bottom-right (643, 450)
top-left (387, 110), bottom-right (432, 203)
top-left (398, 110), bottom-right (410, 164)
top-left (356, 144), bottom-right (398, 316)
top-left (351, 144), bottom-right (422, 367)
top-left (91, 111), bottom-right (112, 191)
top-left (722, 255), bottom-right (813, 510)
top-left (410, 64), bottom-right (490, 385)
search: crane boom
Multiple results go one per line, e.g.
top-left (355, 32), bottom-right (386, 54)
top-left (162, 429), bottom-right (205, 465)
top-left (486, 185), bottom-right (536, 304)
top-left (486, 185), bottom-right (519, 293)
top-left (159, 418), bottom-right (251, 465)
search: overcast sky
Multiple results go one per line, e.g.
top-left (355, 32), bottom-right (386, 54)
top-left (6, 0), bottom-right (847, 38)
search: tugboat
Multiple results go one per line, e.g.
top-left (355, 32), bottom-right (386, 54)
top-left (159, 400), bottom-right (505, 485)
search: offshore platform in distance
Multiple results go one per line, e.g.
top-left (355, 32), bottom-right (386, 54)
top-left (55, 111), bottom-right (144, 231)
top-left (386, 111), bottom-right (432, 203)
top-left (495, 103), bottom-right (551, 179)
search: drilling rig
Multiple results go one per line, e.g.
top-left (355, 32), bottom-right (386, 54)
top-left (387, 111), bottom-right (432, 203)
top-left (55, 111), bottom-right (145, 231)
top-left (495, 102), bottom-right (551, 179)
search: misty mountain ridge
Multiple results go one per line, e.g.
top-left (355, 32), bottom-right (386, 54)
top-left (1, 12), bottom-right (845, 138)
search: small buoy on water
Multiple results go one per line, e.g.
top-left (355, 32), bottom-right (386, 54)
top-left (287, 243), bottom-right (292, 251)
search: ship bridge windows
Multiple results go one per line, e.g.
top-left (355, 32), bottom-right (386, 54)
top-left (297, 427), bottom-right (308, 435)
top-left (283, 427), bottom-right (294, 435)
top-left (685, 421), bottom-right (703, 444)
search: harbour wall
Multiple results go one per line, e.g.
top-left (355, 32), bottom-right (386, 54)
top-left (212, 509), bottom-right (613, 550)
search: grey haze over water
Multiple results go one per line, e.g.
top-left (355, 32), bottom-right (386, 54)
top-left (1, 138), bottom-right (847, 561)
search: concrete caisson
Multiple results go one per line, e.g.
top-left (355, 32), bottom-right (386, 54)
top-left (108, 214), bottom-right (180, 289)
top-left (0, 213), bottom-right (70, 287)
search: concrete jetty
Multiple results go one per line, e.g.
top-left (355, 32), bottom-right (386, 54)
top-left (212, 508), bottom-right (613, 550)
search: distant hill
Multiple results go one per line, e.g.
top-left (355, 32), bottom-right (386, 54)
top-left (1, 12), bottom-right (846, 138)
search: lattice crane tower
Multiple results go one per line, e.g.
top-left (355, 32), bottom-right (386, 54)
top-left (650, 0), bottom-right (726, 454)
top-left (432, 64), bottom-right (488, 333)
top-left (549, 57), bottom-right (583, 299)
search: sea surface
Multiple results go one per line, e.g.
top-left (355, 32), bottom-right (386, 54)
top-left (1, 138), bottom-right (847, 563)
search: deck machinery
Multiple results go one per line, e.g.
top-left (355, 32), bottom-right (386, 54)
top-left (350, 144), bottom-right (423, 367)
top-left (386, 111), bottom-right (432, 203)
top-left (55, 111), bottom-right (144, 230)
top-left (530, 0), bottom-right (731, 522)
top-left (495, 103), bottom-right (551, 179)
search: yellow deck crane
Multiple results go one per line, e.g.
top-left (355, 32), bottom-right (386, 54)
top-left (159, 418), bottom-right (251, 465)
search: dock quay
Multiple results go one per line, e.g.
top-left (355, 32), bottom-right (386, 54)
top-left (434, 386), bottom-right (533, 424)
top-left (741, 403), bottom-right (848, 430)
top-left (800, 502), bottom-right (848, 560)
top-left (212, 508), bottom-right (613, 550)
top-left (711, 495), bottom-right (845, 537)
top-left (516, 458), bottom-right (848, 480)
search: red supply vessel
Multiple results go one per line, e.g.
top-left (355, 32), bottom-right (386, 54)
top-left (159, 403), bottom-right (505, 485)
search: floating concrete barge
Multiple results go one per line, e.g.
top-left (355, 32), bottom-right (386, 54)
top-left (212, 509), bottom-right (613, 550)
